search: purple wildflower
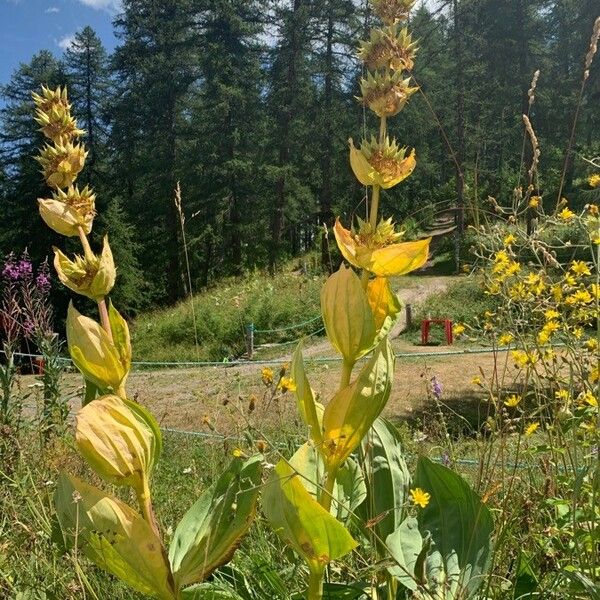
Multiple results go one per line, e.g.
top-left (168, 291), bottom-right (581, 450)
top-left (431, 376), bottom-right (443, 400)
top-left (36, 260), bottom-right (51, 295)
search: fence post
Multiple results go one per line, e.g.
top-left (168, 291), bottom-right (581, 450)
top-left (245, 323), bottom-right (255, 359)
top-left (405, 303), bottom-right (413, 330)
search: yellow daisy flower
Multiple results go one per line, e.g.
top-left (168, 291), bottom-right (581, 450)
top-left (409, 487), bottom-right (431, 508)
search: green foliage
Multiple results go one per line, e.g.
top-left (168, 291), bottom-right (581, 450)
top-left (169, 455), bottom-right (263, 589)
top-left (132, 268), bottom-right (324, 362)
top-left (412, 278), bottom-right (496, 334)
top-left (358, 417), bottom-right (411, 553)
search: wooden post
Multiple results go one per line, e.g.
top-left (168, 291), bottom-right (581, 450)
top-left (405, 303), bottom-right (413, 330)
top-left (246, 323), bottom-right (255, 359)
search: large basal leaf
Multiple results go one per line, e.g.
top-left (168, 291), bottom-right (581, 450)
top-left (358, 417), bottom-right (411, 552)
top-left (262, 460), bottom-right (357, 573)
top-left (169, 455), bottom-right (263, 589)
top-left (54, 473), bottom-right (175, 600)
top-left (289, 442), bottom-right (366, 522)
top-left (322, 339), bottom-right (394, 470)
top-left (414, 457), bottom-right (493, 599)
top-left (386, 517), bottom-right (423, 592)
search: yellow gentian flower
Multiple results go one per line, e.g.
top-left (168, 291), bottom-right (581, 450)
top-left (334, 218), bottom-right (430, 277)
top-left (349, 137), bottom-right (416, 189)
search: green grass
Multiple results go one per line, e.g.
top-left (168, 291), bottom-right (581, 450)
top-left (132, 263), bottom-right (325, 363)
top-left (408, 276), bottom-right (495, 334)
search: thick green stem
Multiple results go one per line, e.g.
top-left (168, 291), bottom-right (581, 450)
top-left (308, 566), bottom-right (325, 600)
top-left (340, 359), bottom-right (354, 391)
top-left (369, 185), bottom-right (381, 230)
top-left (97, 298), bottom-right (114, 343)
top-left (77, 225), bottom-right (95, 264)
top-left (136, 478), bottom-right (161, 542)
top-left (320, 465), bottom-right (338, 512)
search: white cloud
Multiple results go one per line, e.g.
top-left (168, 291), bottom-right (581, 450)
top-left (45, 6), bottom-right (60, 13)
top-left (77, 0), bottom-right (121, 11)
top-left (57, 33), bottom-right (76, 50)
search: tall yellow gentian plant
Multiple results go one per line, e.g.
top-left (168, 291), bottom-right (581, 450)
top-left (262, 1), bottom-right (430, 598)
top-left (34, 87), bottom-right (264, 600)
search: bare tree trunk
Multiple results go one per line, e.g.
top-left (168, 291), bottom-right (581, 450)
top-left (453, 0), bottom-right (465, 273)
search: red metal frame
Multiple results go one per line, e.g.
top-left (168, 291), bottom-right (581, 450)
top-left (421, 319), bottom-right (453, 345)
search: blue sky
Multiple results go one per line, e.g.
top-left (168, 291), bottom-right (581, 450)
top-left (0, 0), bottom-right (118, 86)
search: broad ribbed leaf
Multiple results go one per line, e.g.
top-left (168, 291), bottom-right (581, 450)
top-left (262, 460), bottom-right (357, 572)
top-left (358, 417), bottom-right (411, 550)
top-left (289, 442), bottom-right (366, 522)
top-left (54, 473), bottom-right (175, 600)
top-left (291, 344), bottom-right (324, 445)
top-left (321, 265), bottom-right (376, 363)
top-left (169, 455), bottom-right (263, 589)
top-left (322, 339), bottom-right (394, 470)
top-left (415, 457), bottom-right (493, 599)
top-left (386, 517), bottom-right (423, 591)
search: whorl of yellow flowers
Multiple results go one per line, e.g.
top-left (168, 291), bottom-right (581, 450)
top-left (337, 0), bottom-right (429, 278)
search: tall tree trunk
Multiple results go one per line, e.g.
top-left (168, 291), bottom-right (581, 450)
top-left (453, 0), bottom-right (465, 273)
top-left (85, 44), bottom-right (95, 181)
top-left (269, 0), bottom-right (303, 274)
top-left (320, 3), bottom-right (334, 272)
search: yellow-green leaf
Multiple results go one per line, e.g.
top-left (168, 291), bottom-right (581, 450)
top-left (321, 265), bottom-right (376, 363)
top-left (54, 473), bottom-right (175, 600)
top-left (322, 338), bottom-right (394, 470)
top-left (169, 456), bottom-right (263, 589)
top-left (367, 277), bottom-right (402, 337)
top-left (108, 300), bottom-right (132, 373)
top-left (67, 303), bottom-right (126, 396)
top-left (262, 460), bottom-right (357, 572)
top-left (291, 343), bottom-right (324, 445)
top-left (75, 394), bottom-right (159, 491)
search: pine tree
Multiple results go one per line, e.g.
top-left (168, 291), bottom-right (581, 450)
top-left (64, 26), bottom-right (110, 187)
top-left (112, 0), bottom-right (200, 302)
top-left (0, 51), bottom-right (66, 260)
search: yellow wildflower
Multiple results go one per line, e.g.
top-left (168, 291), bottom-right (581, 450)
top-left (590, 367), bottom-right (599, 384)
top-left (555, 389), bottom-right (570, 402)
top-left (261, 367), bottom-right (274, 386)
top-left (504, 261), bottom-right (521, 277)
top-left (544, 309), bottom-right (559, 320)
top-left (503, 233), bottom-right (516, 246)
top-left (409, 487), bottom-right (431, 508)
top-left (564, 274), bottom-right (577, 287)
top-left (529, 195), bottom-right (541, 208)
top-left (453, 323), bottom-right (466, 336)
top-left (525, 422), bottom-right (539, 436)
top-left (588, 173), bottom-right (600, 188)
top-left (504, 394), bottom-right (521, 408)
top-left (579, 392), bottom-right (598, 407)
top-left (471, 375), bottom-right (482, 386)
top-left (565, 289), bottom-right (593, 305)
top-left (551, 284), bottom-right (563, 302)
top-left (498, 333), bottom-right (514, 346)
top-left (278, 377), bottom-right (297, 393)
top-left (512, 349), bottom-right (538, 368)
top-left (558, 207), bottom-right (575, 221)
top-left (572, 327), bottom-right (584, 339)
top-left (585, 338), bottom-right (598, 352)
top-left (590, 284), bottom-right (600, 299)
top-left (570, 261), bottom-right (591, 276)
top-left (232, 448), bottom-right (247, 458)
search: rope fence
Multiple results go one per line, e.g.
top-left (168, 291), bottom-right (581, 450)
top-left (2, 344), bottom-right (513, 371)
